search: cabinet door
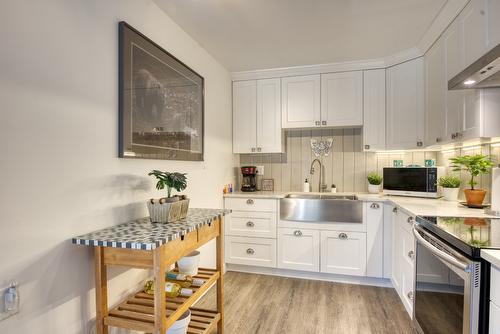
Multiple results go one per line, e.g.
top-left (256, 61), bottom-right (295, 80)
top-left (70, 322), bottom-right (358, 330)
top-left (277, 227), bottom-right (319, 272)
top-left (491, 302), bottom-right (500, 334)
top-left (232, 80), bottom-right (257, 153)
top-left (460, 0), bottom-right (488, 68)
top-left (257, 78), bottom-right (282, 153)
top-left (281, 75), bottom-right (321, 129)
top-left (391, 208), bottom-right (402, 293)
top-left (488, 0), bottom-right (500, 48)
top-left (425, 38), bottom-right (446, 146)
top-left (386, 58), bottom-right (425, 150)
top-left (320, 230), bottom-right (367, 276)
top-left (461, 89), bottom-right (482, 140)
top-left (444, 19), bottom-right (465, 142)
top-left (363, 69), bottom-right (386, 151)
top-left (321, 71), bottom-right (363, 127)
top-left (366, 202), bottom-right (384, 278)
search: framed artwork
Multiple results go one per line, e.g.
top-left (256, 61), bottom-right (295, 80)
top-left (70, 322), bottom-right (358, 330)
top-left (119, 21), bottom-right (204, 161)
top-left (261, 179), bottom-right (275, 191)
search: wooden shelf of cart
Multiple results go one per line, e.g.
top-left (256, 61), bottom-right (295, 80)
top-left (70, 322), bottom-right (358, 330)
top-left (79, 211), bottom-right (226, 334)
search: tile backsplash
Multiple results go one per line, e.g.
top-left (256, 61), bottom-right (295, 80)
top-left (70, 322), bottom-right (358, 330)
top-left (238, 129), bottom-right (500, 201)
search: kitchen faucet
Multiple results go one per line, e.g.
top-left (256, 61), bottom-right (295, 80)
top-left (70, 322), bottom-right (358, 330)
top-left (309, 158), bottom-right (327, 192)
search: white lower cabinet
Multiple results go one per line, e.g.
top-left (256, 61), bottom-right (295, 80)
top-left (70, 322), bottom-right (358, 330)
top-left (320, 230), bottom-right (367, 276)
top-left (490, 302), bottom-right (500, 334)
top-left (490, 265), bottom-right (500, 334)
top-left (225, 236), bottom-right (276, 268)
top-left (277, 228), bottom-right (320, 272)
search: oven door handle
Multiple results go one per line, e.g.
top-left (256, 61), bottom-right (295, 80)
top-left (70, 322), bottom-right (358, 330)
top-left (412, 226), bottom-right (470, 272)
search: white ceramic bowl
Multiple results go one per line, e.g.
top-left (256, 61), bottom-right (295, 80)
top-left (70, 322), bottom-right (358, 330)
top-left (177, 251), bottom-right (200, 276)
top-left (166, 309), bottom-right (191, 334)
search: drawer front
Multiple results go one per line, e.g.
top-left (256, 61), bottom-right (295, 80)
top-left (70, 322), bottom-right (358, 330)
top-left (226, 211), bottom-right (276, 238)
top-left (225, 236), bottom-right (276, 268)
top-left (491, 265), bottom-right (500, 305)
top-left (225, 197), bottom-right (277, 212)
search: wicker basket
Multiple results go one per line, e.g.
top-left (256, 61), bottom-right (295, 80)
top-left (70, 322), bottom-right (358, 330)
top-left (179, 198), bottom-right (190, 219)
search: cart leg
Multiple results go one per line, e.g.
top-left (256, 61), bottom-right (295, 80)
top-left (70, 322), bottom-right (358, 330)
top-left (216, 217), bottom-right (225, 334)
top-left (154, 246), bottom-right (167, 334)
top-left (94, 246), bottom-right (108, 334)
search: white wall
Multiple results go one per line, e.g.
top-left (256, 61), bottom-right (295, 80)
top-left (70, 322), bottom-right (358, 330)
top-left (0, 1), bottom-right (233, 333)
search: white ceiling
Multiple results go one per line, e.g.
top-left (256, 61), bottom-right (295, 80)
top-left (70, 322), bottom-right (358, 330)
top-left (154, 0), bottom-right (447, 72)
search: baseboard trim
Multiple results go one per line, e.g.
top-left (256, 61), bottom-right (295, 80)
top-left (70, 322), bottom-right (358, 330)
top-left (226, 263), bottom-right (394, 288)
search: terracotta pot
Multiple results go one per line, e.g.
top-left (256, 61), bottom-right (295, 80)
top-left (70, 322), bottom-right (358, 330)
top-left (463, 217), bottom-right (487, 227)
top-left (463, 189), bottom-right (486, 206)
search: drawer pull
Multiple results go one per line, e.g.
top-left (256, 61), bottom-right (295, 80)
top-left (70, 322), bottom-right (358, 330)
top-left (407, 217), bottom-right (414, 224)
top-left (370, 203), bottom-right (380, 209)
top-left (246, 199), bottom-right (254, 205)
top-left (393, 207), bottom-right (398, 213)
top-left (338, 233), bottom-right (348, 240)
top-left (407, 291), bottom-right (414, 300)
top-left (408, 250), bottom-right (414, 259)
top-left (293, 230), bottom-right (302, 237)
top-left (246, 248), bottom-right (255, 255)
top-left (246, 221), bottom-right (255, 228)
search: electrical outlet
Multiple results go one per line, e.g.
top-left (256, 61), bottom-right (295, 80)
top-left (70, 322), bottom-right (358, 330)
top-left (255, 165), bottom-right (264, 176)
top-left (0, 282), bottom-right (20, 321)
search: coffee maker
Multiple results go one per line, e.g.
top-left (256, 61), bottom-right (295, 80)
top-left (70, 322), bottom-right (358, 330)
top-left (241, 166), bottom-right (257, 192)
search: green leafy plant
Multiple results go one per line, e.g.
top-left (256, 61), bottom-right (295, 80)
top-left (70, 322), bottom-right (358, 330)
top-left (449, 154), bottom-right (494, 190)
top-left (367, 172), bottom-right (383, 185)
top-left (437, 175), bottom-right (461, 188)
top-left (148, 170), bottom-right (187, 198)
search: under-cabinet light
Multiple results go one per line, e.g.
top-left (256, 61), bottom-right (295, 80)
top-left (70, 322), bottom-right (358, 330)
top-left (491, 142), bottom-right (500, 148)
top-left (462, 145), bottom-right (482, 152)
top-left (463, 79), bottom-right (476, 85)
top-left (440, 149), bottom-right (458, 154)
top-left (376, 151), bottom-right (407, 155)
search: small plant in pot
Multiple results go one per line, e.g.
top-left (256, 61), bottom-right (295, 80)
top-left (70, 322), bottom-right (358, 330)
top-left (438, 175), bottom-right (461, 201)
top-left (367, 172), bottom-right (383, 194)
top-left (147, 170), bottom-right (189, 223)
top-left (449, 154), bottom-right (494, 206)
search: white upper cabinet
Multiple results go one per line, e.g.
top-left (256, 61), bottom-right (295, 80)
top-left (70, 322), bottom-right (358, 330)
top-left (256, 78), bottom-right (282, 153)
top-left (386, 58), bottom-right (425, 150)
top-left (233, 80), bottom-right (257, 154)
top-left (281, 75), bottom-right (321, 128)
top-left (321, 71), bottom-right (363, 127)
top-left (488, 0), bottom-right (500, 47)
top-left (460, 0), bottom-right (489, 68)
top-left (424, 38), bottom-right (446, 146)
top-left (232, 79), bottom-right (282, 154)
top-left (363, 69), bottom-right (386, 151)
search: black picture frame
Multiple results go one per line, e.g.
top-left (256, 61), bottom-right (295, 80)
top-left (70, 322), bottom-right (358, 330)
top-left (118, 21), bottom-right (204, 161)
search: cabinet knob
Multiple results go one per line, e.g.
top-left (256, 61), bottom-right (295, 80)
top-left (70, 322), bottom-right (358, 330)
top-left (417, 141), bottom-right (423, 147)
top-left (436, 137), bottom-right (441, 143)
top-left (393, 207), bottom-right (398, 213)
top-left (370, 203), bottom-right (380, 209)
top-left (407, 216), bottom-right (414, 224)
top-left (407, 291), bottom-right (414, 300)
top-left (246, 221), bottom-right (254, 227)
top-left (257, 147), bottom-right (262, 152)
top-left (338, 232), bottom-right (348, 240)
top-left (322, 121), bottom-right (327, 126)
top-left (246, 199), bottom-right (254, 205)
top-left (365, 144), bottom-right (370, 150)
top-left (246, 248), bottom-right (255, 255)
top-left (408, 250), bottom-right (414, 260)
top-left (251, 147), bottom-right (256, 152)
top-left (293, 230), bottom-right (303, 237)
top-left (315, 121), bottom-right (321, 126)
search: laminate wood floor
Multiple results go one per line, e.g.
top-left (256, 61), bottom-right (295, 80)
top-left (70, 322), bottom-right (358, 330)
top-left (197, 271), bottom-right (415, 334)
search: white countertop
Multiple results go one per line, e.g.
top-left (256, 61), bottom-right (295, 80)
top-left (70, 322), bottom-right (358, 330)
top-left (224, 191), bottom-right (500, 265)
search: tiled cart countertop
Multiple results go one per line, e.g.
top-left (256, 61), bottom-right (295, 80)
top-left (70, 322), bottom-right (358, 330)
top-left (72, 208), bottom-right (229, 250)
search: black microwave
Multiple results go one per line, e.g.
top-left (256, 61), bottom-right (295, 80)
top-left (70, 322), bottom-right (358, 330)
top-left (382, 167), bottom-right (444, 198)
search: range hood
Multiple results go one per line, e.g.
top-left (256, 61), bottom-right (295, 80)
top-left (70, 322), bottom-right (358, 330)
top-left (449, 44), bottom-right (500, 90)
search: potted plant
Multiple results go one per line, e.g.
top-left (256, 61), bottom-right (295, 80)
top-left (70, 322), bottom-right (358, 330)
top-left (147, 170), bottom-right (189, 223)
top-left (437, 175), bottom-right (461, 201)
top-left (450, 154), bottom-right (494, 206)
top-left (367, 172), bottom-right (383, 194)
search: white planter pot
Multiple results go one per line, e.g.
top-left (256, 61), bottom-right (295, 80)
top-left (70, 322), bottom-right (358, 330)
top-left (442, 187), bottom-right (459, 201)
top-left (368, 184), bottom-right (381, 194)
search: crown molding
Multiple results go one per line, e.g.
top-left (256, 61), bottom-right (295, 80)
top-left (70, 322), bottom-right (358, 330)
top-left (231, 0), bottom-right (469, 82)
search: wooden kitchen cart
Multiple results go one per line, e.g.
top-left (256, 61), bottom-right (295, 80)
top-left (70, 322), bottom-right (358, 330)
top-left (72, 209), bottom-right (228, 334)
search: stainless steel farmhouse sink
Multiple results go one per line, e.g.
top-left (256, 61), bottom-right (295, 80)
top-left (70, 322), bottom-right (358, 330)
top-left (280, 193), bottom-right (362, 223)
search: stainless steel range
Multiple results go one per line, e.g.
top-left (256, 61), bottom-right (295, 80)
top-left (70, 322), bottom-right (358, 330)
top-left (414, 216), bottom-right (500, 334)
